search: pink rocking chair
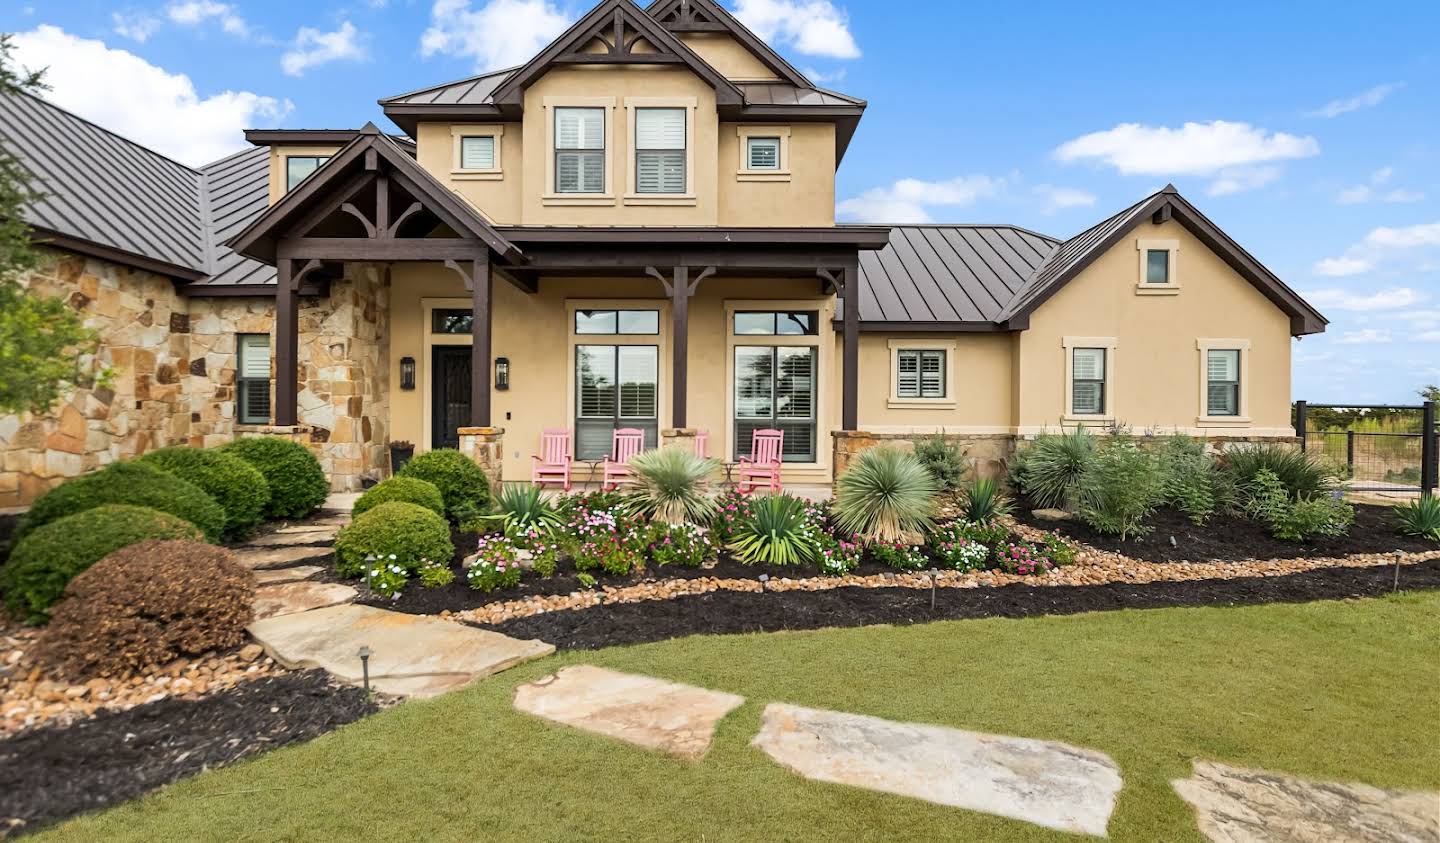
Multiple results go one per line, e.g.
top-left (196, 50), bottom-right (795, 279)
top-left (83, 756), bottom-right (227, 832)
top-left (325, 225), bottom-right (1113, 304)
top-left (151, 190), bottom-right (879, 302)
top-left (694, 429), bottom-right (710, 458)
top-left (530, 429), bottom-right (573, 491)
top-left (601, 428), bottom-right (645, 491)
top-left (736, 428), bottom-right (783, 494)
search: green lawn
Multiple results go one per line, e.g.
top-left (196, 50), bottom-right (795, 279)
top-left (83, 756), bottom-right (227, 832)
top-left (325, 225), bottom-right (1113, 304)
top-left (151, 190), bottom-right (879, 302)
top-left (41, 592), bottom-right (1440, 842)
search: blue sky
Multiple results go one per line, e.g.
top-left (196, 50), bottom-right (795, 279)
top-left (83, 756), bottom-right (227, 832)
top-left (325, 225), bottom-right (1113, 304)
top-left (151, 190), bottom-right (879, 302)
top-left (6, 0), bottom-right (1438, 403)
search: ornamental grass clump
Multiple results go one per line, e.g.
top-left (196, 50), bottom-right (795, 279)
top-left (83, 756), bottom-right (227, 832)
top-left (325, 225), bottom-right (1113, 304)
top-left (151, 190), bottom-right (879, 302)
top-left (833, 447), bottom-right (938, 543)
top-left (138, 446), bottom-right (270, 539)
top-left (625, 447), bottom-right (719, 526)
top-left (353, 477), bottom-right (446, 520)
top-left (1393, 495), bottom-right (1440, 542)
top-left (1010, 426), bottom-right (1096, 510)
top-left (16, 460), bottom-right (226, 544)
top-left (495, 482), bottom-right (561, 537)
top-left (1222, 443), bottom-right (1334, 500)
top-left (729, 493), bottom-right (819, 566)
top-left (221, 437), bottom-right (329, 519)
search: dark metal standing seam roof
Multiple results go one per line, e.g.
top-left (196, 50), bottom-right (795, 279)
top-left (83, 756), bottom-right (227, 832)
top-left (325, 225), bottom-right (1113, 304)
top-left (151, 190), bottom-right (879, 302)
top-left (378, 72), bottom-right (863, 109)
top-left (198, 146), bottom-right (277, 286)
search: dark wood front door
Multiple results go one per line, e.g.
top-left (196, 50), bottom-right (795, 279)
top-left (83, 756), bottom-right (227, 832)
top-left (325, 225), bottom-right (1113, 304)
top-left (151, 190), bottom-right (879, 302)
top-left (432, 346), bottom-right (472, 450)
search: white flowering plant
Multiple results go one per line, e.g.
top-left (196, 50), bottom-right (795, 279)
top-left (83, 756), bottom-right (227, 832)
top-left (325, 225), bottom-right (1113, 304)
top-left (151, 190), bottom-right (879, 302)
top-left (816, 533), bottom-right (862, 576)
top-left (928, 535), bottom-right (990, 572)
top-left (365, 554), bottom-right (409, 600)
top-left (869, 540), bottom-right (929, 571)
top-left (647, 522), bottom-right (715, 568)
top-left (466, 534), bottom-right (523, 592)
top-left (512, 523), bottom-right (561, 577)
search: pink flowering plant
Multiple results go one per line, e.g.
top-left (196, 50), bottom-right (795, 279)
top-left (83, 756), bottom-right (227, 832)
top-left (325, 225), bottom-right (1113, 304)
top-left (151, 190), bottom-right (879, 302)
top-left (816, 533), bottom-right (862, 576)
top-left (511, 523), bottom-right (561, 577)
top-left (1037, 533), bottom-right (1076, 567)
top-left (709, 488), bottom-right (754, 545)
top-left (466, 534), bottom-right (523, 592)
top-left (564, 502), bottom-right (647, 576)
top-left (647, 522), bottom-right (714, 568)
top-left (996, 541), bottom-right (1056, 577)
top-left (929, 535), bottom-right (990, 572)
top-left (869, 540), bottom-right (929, 571)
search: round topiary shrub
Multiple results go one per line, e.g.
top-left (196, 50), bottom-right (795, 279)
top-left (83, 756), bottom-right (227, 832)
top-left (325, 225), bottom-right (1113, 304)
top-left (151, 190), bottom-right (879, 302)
top-left (138, 446), bottom-right (271, 539)
top-left (334, 501), bottom-right (454, 578)
top-left (396, 448), bottom-right (490, 522)
top-left (353, 476), bottom-right (446, 520)
top-left (221, 437), bottom-right (328, 520)
top-left (15, 461), bottom-right (226, 544)
top-left (34, 540), bottom-right (254, 679)
top-left (0, 505), bottom-right (205, 623)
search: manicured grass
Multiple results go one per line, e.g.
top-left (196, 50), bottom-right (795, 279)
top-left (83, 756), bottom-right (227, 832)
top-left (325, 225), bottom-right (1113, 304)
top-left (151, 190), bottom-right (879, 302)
top-left (39, 593), bottom-right (1440, 842)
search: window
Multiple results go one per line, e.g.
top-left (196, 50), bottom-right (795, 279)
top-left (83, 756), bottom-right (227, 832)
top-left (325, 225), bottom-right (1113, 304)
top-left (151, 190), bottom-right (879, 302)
top-left (1136, 239), bottom-right (1179, 293)
top-left (732, 311), bottom-right (818, 336)
top-left (897, 350), bottom-right (946, 399)
top-left (635, 108), bottom-right (686, 194)
top-left (1206, 349), bottom-right (1241, 417)
top-left (237, 334), bottom-right (271, 424)
top-left (574, 309), bottom-right (659, 335)
top-left (431, 309), bottom-right (473, 334)
top-left (746, 137), bottom-right (781, 170)
top-left (735, 346), bottom-right (816, 462)
top-left (575, 345), bottom-right (658, 459)
top-left (459, 136), bottom-right (495, 170)
top-left (285, 156), bottom-right (329, 191)
top-left (1071, 348), bottom-right (1106, 415)
top-left (555, 107), bottom-right (605, 194)
top-left (1145, 250), bottom-right (1170, 284)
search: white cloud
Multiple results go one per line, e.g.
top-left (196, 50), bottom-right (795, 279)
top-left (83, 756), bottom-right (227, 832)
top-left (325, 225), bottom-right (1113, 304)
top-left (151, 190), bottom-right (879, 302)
top-left (1314, 256), bottom-right (1372, 277)
top-left (801, 66), bottom-right (845, 85)
top-left (1033, 185), bottom-right (1096, 214)
top-left (10, 26), bottom-right (289, 166)
top-left (420, 0), bottom-right (570, 71)
top-left (733, 0), bottom-right (860, 59)
top-left (166, 1), bottom-right (248, 36)
top-left (1313, 222), bottom-right (1440, 277)
top-left (1306, 82), bottom-right (1403, 118)
top-left (112, 12), bottom-right (161, 42)
top-left (1335, 329), bottom-right (1393, 345)
top-left (281, 22), bottom-right (365, 76)
top-left (1053, 120), bottom-right (1319, 196)
top-left (836, 175), bottom-right (1004, 223)
top-left (1418, 331), bottom-right (1440, 342)
top-left (1335, 167), bottom-right (1424, 205)
top-left (1303, 287), bottom-right (1425, 312)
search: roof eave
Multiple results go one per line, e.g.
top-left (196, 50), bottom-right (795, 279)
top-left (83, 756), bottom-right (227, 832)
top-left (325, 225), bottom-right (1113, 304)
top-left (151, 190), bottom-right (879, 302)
top-left (29, 226), bottom-right (207, 283)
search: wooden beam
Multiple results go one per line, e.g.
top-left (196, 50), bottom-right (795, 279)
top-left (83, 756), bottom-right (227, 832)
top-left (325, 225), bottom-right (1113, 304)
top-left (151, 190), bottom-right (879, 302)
top-left (471, 253), bottom-right (492, 427)
top-left (443, 258), bottom-right (475, 292)
top-left (279, 238), bottom-right (489, 261)
top-left (669, 266), bottom-right (690, 428)
top-left (375, 174), bottom-right (390, 236)
top-left (386, 202), bottom-right (422, 238)
top-left (291, 171), bottom-right (375, 239)
top-left (274, 260), bottom-right (300, 426)
top-left (1152, 203), bottom-right (1173, 224)
top-left (340, 203), bottom-right (377, 238)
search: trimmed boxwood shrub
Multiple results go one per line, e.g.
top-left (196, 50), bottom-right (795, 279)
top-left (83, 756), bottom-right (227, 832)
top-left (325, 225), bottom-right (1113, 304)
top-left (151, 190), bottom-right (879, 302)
top-left (35, 540), bottom-right (253, 679)
top-left (221, 437), bottom-right (328, 519)
top-left (334, 501), bottom-right (454, 578)
top-left (15, 461), bottom-right (226, 544)
top-left (397, 448), bottom-right (490, 522)
top-left (138, 446), bottom-right (271, 539)
top-left (0, 505), bottom-right (204, 623)
top-left (353, 477), bottom-right (445, 520)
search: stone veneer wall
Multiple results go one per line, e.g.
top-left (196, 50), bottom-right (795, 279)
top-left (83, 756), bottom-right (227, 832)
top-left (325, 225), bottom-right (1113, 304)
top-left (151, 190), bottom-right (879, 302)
top-left (0, 249), bottom-right (388, 507)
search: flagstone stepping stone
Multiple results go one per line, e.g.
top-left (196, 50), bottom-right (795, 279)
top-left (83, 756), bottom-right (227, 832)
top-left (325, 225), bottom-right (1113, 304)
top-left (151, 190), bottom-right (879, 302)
top-left (252, 582), bottom-right (357, 620)
top-left (252, 565), bottom-right (323, 585)
top-left (276, 524), bottom-right (339, 534)
top-left (513, 665), bottom-right (744, 759)
top-left (248, 603), bottom-right (553, 699)
top-left (246, 528), bottom-right (339, 548)
top-left (752, 703), bottom-right (1122, 837)
top-left (1173, 760), bottom-right (1440, 843)
top-left (235, 545), bottom-right (333, 570)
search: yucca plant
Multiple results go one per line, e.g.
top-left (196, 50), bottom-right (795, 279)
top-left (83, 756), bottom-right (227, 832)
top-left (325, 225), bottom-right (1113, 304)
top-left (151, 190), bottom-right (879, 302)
top-left (833, 447), bottom-right (938, 543)
top-left (1221, 444), bottom-right (1334, 500)
top-left (495, 483), bottom-right (561, 536)
top-left (729, 494), bottom-right (818, 566)
top-left (625, 446), bottom-right (719, 526)
top-left (961, 476), bottom-right (1013, 524)
top-left (1010, 426), bottom-right (1095, 510)
top-left (1394, 495), bottom-right (1440, 542)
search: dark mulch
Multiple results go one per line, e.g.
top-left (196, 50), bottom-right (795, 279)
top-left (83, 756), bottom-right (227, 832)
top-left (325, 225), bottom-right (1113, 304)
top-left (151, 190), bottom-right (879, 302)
top-left (0, 670), bottom-right (376, 837)
top-left (1015, 504), bottom-right (1434, 563)
top-left (481, 557), bottom-right (1440, 650)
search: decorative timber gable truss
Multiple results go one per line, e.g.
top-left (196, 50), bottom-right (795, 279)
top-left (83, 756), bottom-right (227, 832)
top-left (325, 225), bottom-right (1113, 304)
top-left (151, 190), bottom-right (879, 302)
top-left (646, 0), bottom-right (812, 87)
top-left (490, 0), bottom-right (742, 107)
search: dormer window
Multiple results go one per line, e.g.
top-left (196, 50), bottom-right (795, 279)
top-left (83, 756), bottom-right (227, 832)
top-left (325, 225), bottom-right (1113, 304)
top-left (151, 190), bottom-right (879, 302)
top-left (555, 107), bottom-right (605, 194)
top-left (451, 125), bottom-right (503, 180)
top-left (747, 137), bottom-right (781, 170)
top-left (635, 108), bottom-right (686, 194)
top-left (285, 155), bottom-right (329, 191)
top-left (460, 136), bottom-right (494, 170)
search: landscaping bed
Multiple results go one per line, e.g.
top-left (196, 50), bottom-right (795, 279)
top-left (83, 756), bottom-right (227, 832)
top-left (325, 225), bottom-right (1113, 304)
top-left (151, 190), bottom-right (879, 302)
top-left (1016, 503), bottom-right (1433, 563)
top-left (0, 669), bottom-right (376, 837)
top-left (482, 556), bottom-right (1440, 650)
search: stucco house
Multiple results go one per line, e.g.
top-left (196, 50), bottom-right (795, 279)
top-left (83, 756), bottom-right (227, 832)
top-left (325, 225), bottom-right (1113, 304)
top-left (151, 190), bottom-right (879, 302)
top-left (0, 0), bottom-right (1326, 506)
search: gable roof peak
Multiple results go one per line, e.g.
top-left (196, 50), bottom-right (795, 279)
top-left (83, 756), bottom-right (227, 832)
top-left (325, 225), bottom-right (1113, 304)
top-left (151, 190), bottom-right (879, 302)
top-left (646, 0), bottom-right (811, 87)
top-left (358, 122), bottom-right (382, 135)
top-left (1160, 182), bottom-right (1179, 195)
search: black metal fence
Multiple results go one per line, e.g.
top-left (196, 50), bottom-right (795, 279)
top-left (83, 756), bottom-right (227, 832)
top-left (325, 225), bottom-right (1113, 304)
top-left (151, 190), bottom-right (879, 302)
top-left (1294, 401), bottom-right (1438, 496)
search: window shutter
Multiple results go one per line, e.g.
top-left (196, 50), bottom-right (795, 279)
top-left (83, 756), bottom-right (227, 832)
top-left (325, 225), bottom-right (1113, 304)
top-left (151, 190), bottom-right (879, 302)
top-left (635, 109), bottom-right (685, 194)
top-left (636, 109), bottom-right (684, 149)
top-left (921, 351), bottom-right (944, 397)
top-left (460, 136), bottom-right (494, 169)
top-left (239, 335), bottom-right (271, 380)
top-left (747, 137), bottom-right (780, 170)
top-left (1072, 348), bottom-right (1105, 414)
top-left (897, 351), bottom-right (919, 398)
top-left (617, 346), bottom-right (658, 419)
top-left (556, 108), bottom-right (603, 149)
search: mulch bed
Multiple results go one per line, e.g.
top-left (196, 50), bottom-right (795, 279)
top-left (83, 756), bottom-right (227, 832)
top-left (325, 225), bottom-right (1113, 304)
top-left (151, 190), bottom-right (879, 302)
top-left (481, 557), bottom-right (1440, 650)
top-left (0, 670), bottom-right (376, 837)
top-left (1015, 504), bottom-right (1432, 563)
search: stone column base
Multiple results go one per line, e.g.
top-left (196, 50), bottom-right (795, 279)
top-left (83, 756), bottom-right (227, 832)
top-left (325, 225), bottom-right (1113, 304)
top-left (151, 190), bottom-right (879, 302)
top-left (458, 426), bottom-right (505, 494)
top-left (661, 427), bottom-right (700, 454)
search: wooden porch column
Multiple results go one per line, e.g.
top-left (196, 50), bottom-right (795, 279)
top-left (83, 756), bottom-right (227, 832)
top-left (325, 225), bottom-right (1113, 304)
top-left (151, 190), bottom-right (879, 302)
top-left (274, 259), bottom-right (299, 426)
top-left (669, 266), bottom-right (690, 428)
top-left (470, 251), bottom-right (492, 427)
top-left (842, 258), bottom-right (859, 431)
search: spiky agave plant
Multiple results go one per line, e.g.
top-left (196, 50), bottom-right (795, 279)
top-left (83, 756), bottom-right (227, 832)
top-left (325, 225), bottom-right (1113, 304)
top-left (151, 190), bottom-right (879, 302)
top-left (1393, 495), bottom-right (1440, 542)
top-left (495, 482), bottom-right (561, 536)
top-left (833, 446), bottom-right (938, 543)
top-left (728, 493), bottom-right (819, 566)
top-left (961, 476), bottom-right (1014, 524)
top-left (625, 446), bottom-right (719, 526)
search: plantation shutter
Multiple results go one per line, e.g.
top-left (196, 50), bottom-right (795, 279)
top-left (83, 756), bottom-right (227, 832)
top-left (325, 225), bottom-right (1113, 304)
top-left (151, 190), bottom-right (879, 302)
top-left (237, 334), bottom-right (271, 424)
top-left (555, 107), bottom-right (604, 193)
top-left (1071, 348), bottom-right (1106, 415)
top-left (747, 137), bottom-right (780, 170)
top-left (1206, 349), bottom-right (1240, 416)
top-left (920, 351), bottom-right (945, 398)
top-left (635, 108), bottom-right (685, 194)
top-left (459, 136), bottom-right (495, 170)
top-left (897, 351), bottom-right (920, 398)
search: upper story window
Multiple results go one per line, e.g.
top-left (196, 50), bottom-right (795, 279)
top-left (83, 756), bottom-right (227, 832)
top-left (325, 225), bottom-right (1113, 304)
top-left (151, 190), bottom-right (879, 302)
top-left (1136, 239), bottom-right (1180, 294)
top-left (746, 137), bottom-right (781, 170)
top-left (285, 155), bottom-right (329, 191)
top-left (1145, 249), bottom-right (1170, 284)
top-left (737, 125), bottom-right (791, 182)
top-left (555, 107), bottom-right (605, 194)
top-left (634, 108), bottom-right (686, 194)
top-left (575, 309), bottom-right (660, 335)
top-left (733, 311), bottom-right (818, 336)
top-left (460, 136), bottom-right (495, 170)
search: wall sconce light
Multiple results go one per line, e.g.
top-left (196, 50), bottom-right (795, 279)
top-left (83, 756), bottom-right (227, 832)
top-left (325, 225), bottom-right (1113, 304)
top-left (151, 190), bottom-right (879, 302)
top-left (495, 357), bottom-right (510, 391)
top-left (399, 356), bottom-right (416, 391)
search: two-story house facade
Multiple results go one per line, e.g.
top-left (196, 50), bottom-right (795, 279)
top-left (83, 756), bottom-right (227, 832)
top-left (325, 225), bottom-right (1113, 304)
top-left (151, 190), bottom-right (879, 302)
top-left (0, 0), bottom-right (1325, 505)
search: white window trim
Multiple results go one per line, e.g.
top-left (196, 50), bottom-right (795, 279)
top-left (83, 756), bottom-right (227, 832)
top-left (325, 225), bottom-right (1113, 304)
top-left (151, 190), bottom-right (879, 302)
top-left (450, 124), bottom-right (503, 180)
top-left (542, 96), bottom-right (616, 205)
top-left (724, 298), bottom-right (833, 473)
top-left (1196, 338), bottom-right (1252, 425)
top-left (736, 125), bottom-right (791, 182)
top-left (887, 338), bottom-right (956, 408)
top-left (565, 298), bottom-right (672, 449)
top-left (1136, 238), bottom-right (1180, 295)
top-left (1061, 336), bottom-right (1118, 424)
top-left (622, 97), bottom-right (697, 206)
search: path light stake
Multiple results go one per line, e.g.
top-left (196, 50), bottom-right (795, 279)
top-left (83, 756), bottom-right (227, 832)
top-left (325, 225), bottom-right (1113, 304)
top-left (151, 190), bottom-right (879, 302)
top-left (928, 569), bottom-right (938, 610)
top-left (758, 574), bottom-right (769, 593)
top-left (363, 554), bottom-right (376, 591)
top-left (358, 646), bottom-right (372, 692)
top-left (1394, 550), bottom-right (1403, 593)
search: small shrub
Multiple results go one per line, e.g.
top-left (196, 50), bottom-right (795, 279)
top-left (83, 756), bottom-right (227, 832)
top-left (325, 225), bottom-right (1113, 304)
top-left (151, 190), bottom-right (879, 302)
top-left (359, 555), bottom-right (409, 600)
top-left (1078, 443), bottom-right (1164, 539)
top-left (834, 447), bottom-right (938, 543)
top-left (138, 446), bottom-right (270, 539)
top-left (496, 483), bottom-right (561, 537)
top-left (710, 488), bottom-right (754, 545)
top-left (353, 477), bottom-right (445, 520)
top-left (334, 501), bottom-right (454, 578)
top-left (1394, 496), bottom-right (1440, 542)
top-left (555, 490), bottom-right (626, 520)
top-left (1158, 436), bottom-right (1223, 524)
top-left (1010, 427), bottom-right (1096, 510)
top-left (417, 560), bottom-right (456, 588)
top-left (1222, 444), bottom-right (1333, 500)
top-left (1036, 533), bottom-right (1077, 567)
top-left (815, 534), bottom-right (862, 576)
top-left (564, 503), bottom-right (647, 576)
top-left (16, 461), bottom-right (226, 544)
top-left (729, 494), bottom-right (819, 566)
top-left (928, 532), bottom-right (989, 572)
top-left (995, 542), bottom-right (1055, 577)
top-left (946, 519), bottom-right (1011, 548)
top-left (466, 535), bottom-right (523, 591)
top-left (1243, 469), bottom-right (1354, 541)
top-left (222, 437), bottom-right (328, 519)
top-left (0, 505), bottom-right (204, 622)
top-left (913, 434), bottom-right (966, 490)
top-left (647, 522), bottom-right (714, 568)
top-left (511, 523), bottom-right (561, 577)
top-left (35, 540), bottom-right (252, 678)
top-left (870, 540), bottom-right (929, 571)
top-left (626, 447), bottom-right (718, 526)
top-left (960, 476), bottom-right (1013, 524)
top-left (397, 449), bottom-right (491, 522)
